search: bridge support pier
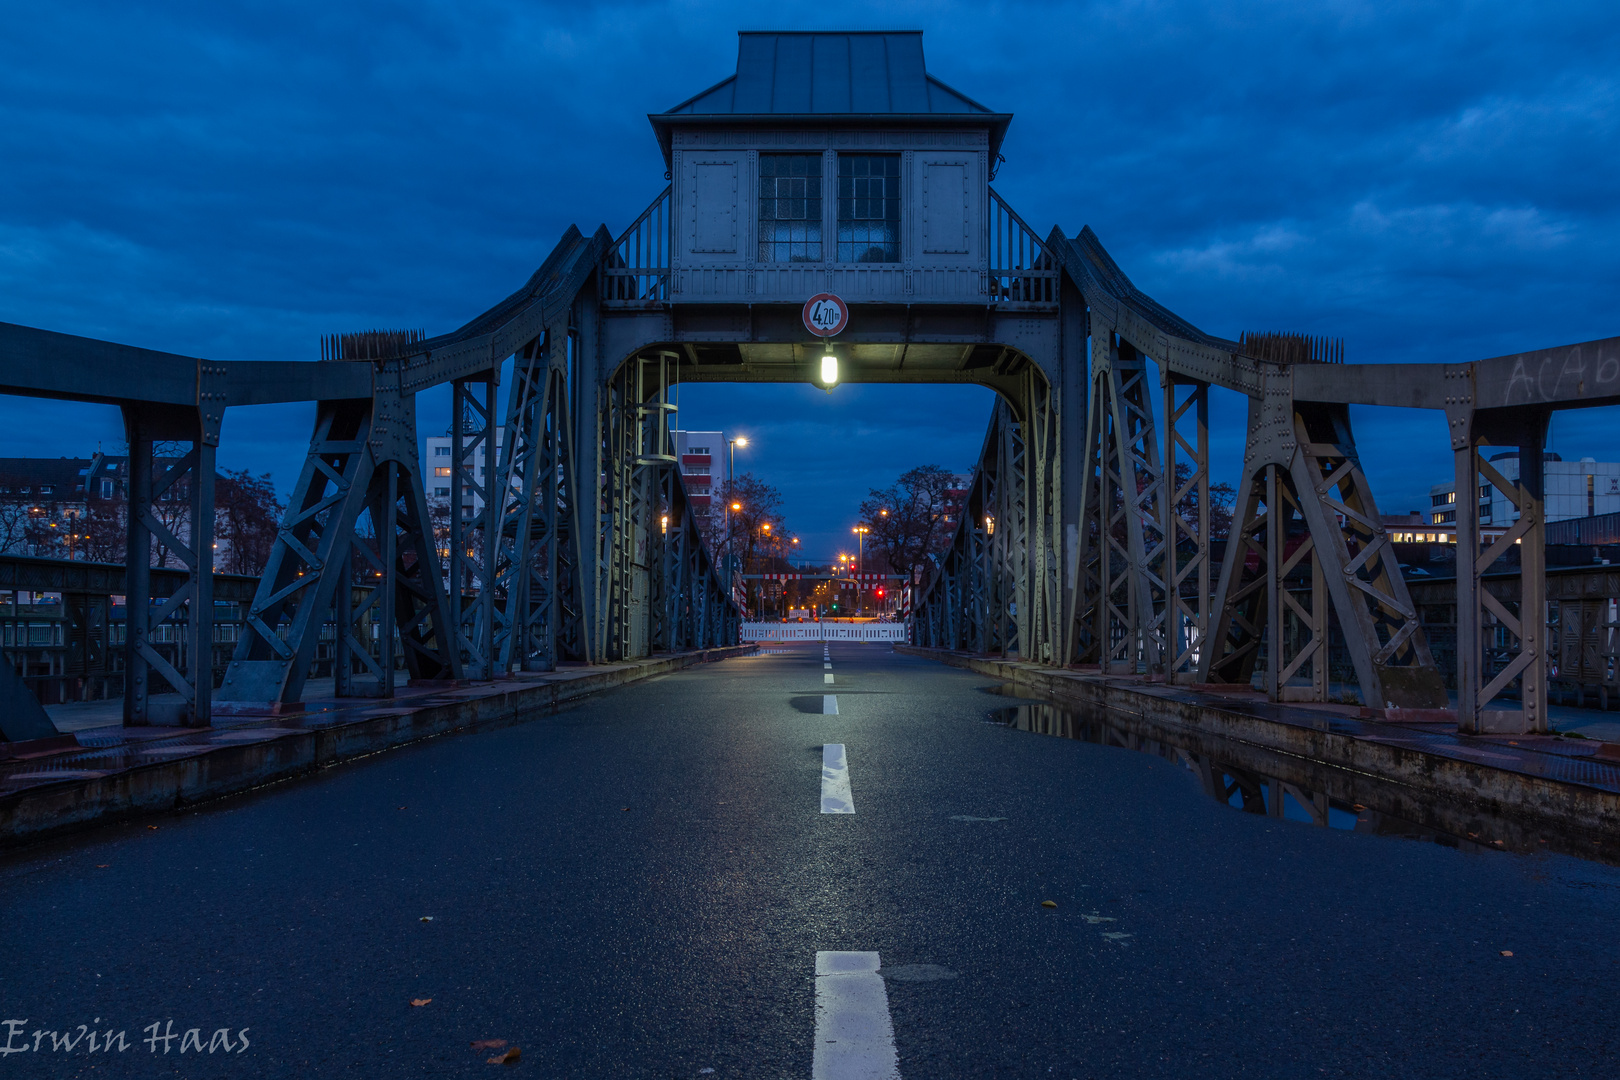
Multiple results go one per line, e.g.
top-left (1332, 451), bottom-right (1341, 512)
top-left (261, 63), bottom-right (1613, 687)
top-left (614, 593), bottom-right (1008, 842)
top-left (220, 391), bottom-right (460, 709)
top-left (1453, 408), bottom-right (1550, 734)
top-left (121, 405), bottom-right (216, 727)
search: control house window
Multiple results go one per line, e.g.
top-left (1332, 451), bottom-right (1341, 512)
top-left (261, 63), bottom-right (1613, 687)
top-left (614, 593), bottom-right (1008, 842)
top-left (758, 155), bottom-right (822, 263)
top-left (837, 154), bottom-right (900, 262)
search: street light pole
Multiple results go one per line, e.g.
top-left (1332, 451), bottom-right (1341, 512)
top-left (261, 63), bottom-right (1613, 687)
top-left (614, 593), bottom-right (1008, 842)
top-left (727, 434), bottom-right (748, 490)
top-left (852, 525), bottom-right (870, 616)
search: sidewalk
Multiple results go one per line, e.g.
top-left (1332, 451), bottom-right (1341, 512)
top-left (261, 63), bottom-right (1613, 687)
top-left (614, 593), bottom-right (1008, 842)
top-left (2, 646), bottom-right (754, 846)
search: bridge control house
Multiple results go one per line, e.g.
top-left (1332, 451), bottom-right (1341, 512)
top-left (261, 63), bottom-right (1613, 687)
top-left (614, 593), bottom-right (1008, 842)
top-left (653, 32), bottom-right (1010, 306)
top-left (603, 31), bottom-right (1062, 373)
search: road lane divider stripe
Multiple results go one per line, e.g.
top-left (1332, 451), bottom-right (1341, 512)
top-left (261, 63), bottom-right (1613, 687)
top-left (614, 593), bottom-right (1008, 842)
top-left (821, 744), bottom-right (853, 813)
top-left (825, 673), bottom-right (835, 684)
top-left (823, 695), bottom-right (838, 715)
top-left (813, 951), bottom-right (899, 1079)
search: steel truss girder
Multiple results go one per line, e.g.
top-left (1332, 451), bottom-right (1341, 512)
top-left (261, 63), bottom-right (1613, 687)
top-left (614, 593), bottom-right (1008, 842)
top-left (486, 329), bottom-right (587, 673)
top-left (597, 351), bottom-right (739, 662)
top-left (1080, 327), bottom-right (1168, 673)
top-left (219, 395), bottom-right (460, 705)
top-left (912, 366), bottom-right (1062, 662)
top-left (450, 372), bottom-right (498, 677)
top-left (1161, 375), bottom-right (1211, 680)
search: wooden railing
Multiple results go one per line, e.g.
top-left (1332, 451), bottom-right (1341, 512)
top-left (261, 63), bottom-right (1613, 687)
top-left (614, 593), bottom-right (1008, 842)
top-left (602, 186), bottom-right (670, 306)
top-left (988, 187), bottom-right (1059, 307)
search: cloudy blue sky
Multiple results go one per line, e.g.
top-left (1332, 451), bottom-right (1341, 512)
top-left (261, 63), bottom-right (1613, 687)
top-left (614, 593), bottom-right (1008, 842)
top-left (2, 1), bottom-right (1616, 561)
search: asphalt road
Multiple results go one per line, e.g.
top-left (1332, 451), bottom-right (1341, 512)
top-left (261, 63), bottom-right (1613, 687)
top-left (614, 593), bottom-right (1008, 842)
top-left (2, 643), bottom-right (1618, 1078)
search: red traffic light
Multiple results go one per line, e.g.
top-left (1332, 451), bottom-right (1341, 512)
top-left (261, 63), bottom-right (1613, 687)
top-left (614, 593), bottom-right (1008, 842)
top-left (876, 588), bottom-right (885, 598)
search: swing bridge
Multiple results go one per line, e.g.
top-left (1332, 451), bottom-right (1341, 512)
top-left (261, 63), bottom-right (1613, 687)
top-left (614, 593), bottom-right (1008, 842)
top-left (0, 30), bottom-right (1615, 740)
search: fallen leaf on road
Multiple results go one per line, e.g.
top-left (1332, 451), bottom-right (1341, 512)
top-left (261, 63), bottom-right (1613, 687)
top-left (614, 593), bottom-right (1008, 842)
top-left (96, 864), bottom-right (109, 869)
top-left (1041, 900), bottom-right (1057, 908)
top-left (621, 807), bottom-right (630, 811)
top-left (470, 1039), bottom-right (507, 1050)
top-left (411, 999), bottom-right (432, 1007)
top-left (147, 825), bottom-right (159, 830)
top-left (1500, 950), bottom-right (1513, 957)
top-left (487, 1047), bottom-right (520, 1064)
top-left (420, 916), bottom-right (434, 922)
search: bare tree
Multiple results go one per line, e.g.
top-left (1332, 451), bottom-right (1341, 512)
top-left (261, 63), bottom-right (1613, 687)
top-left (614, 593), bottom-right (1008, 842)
top-left (857, 465), bottom-right (964, 584)
top-left (705, 473), bottom-right (787, 573)
top-left (0, 471), bottom-right (36, 554)
top-left (77, 490), bottom-right (128, 563)
top-left (215, 469), bottom-right (284, 575)
top-left (1171, 462), bottom-right (1236, 542)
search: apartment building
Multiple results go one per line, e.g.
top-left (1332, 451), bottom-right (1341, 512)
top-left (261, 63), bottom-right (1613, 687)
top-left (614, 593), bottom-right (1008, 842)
top-left (423, 429), bottom-right (504, 517)
top-left (673, 430), bottom-right (724, 522)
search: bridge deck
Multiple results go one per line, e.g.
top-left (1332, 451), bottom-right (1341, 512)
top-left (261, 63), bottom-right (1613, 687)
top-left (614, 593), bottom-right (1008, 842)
top-left (1, 643), bottom-right (1618, 1073)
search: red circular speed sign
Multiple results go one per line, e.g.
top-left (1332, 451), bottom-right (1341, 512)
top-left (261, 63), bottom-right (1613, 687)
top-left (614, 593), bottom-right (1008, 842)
top-left (802, 293), bottom-right (849, 337)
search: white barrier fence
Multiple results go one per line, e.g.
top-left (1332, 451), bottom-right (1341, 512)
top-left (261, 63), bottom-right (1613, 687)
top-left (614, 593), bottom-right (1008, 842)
top-left (741, 622), bottom-right (909, 643)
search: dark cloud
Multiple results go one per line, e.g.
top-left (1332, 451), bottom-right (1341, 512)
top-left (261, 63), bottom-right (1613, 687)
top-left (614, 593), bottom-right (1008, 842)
top-left (2, 1), bottom-right (1615, 557)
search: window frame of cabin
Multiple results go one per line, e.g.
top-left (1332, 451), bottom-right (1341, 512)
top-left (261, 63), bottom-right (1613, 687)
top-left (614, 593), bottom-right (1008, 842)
top-left (757, 153), bottom-right (824, 263)
top-left (836, 153), bottom-right (902, 263)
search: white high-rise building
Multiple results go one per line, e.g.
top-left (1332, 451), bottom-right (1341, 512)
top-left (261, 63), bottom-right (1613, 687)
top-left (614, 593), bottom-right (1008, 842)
top-left (1427, 452), bottom-right (1620, 527)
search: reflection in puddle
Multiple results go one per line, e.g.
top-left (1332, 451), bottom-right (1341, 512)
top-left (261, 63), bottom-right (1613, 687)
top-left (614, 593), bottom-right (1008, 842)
top-left (985, 692), bottom-right (1620, 866)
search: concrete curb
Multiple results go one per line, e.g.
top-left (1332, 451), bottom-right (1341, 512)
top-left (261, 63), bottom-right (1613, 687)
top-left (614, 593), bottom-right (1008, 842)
top-left (897, 645), bottom-right (1620, 845)
top-left (0, 645), bottom-right (754, 849)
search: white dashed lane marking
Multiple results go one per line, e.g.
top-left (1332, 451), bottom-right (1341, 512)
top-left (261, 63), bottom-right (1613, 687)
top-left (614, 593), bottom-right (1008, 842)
top-left (820, 743), bottom-right (853, 813)
top-left (812, 951), bottom-right (900, 1079)
top-left (825, 673), bottom-right (835, 684)
top-left (823, 695), bottom-right (839, 715)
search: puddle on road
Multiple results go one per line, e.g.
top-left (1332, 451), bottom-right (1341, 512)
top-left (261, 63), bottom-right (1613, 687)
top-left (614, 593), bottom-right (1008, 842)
top-left (982, 687), bottom-right (1620, 866)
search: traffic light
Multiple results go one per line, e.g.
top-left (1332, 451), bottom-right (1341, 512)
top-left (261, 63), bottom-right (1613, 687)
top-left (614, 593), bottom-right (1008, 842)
top-left (876, 588), bottom-right (885, 598)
